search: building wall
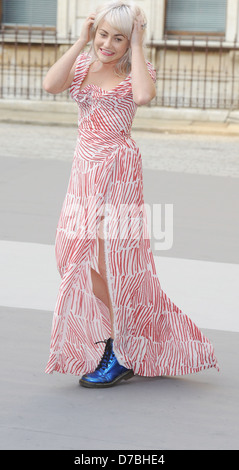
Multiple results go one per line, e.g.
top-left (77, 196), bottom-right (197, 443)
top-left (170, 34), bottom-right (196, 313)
top-left (57, 0), bottom-right (239, 44)
top-left (57, 0), bottom-right (152, 40)
top-left (56, 0), bottom-right (239, 73)
top-left (1, 0), bottom-right (239, 107)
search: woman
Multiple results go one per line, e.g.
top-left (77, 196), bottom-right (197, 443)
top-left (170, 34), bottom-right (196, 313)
top-left (43, 0), bottom-right (219, 388)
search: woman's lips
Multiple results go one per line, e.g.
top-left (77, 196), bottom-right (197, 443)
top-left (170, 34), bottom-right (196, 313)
top-left (100, 48), bottom-right (115, 56)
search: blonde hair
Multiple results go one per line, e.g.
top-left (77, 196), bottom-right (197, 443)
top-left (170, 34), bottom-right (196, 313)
top-left (87, 0), bottom-right (147, 76)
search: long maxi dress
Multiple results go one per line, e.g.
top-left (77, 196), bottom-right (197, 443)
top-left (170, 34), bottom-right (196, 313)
top-left (45, 52), bottom-right (219, 377)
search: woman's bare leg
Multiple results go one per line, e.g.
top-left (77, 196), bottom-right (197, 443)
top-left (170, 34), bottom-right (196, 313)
top-left (91, 216), bottom-right (115, 339)
top-left (91, 267), bottom-right (114, 339)
top-left (90, 268), bottom-right (110, 309)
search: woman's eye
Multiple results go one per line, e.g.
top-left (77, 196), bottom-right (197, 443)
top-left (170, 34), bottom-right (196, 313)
top-left (99, 33), bottom-right (122, 41)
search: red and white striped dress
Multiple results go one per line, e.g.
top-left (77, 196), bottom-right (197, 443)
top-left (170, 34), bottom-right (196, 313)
top-left (45, 52), bottom-right (219, 377)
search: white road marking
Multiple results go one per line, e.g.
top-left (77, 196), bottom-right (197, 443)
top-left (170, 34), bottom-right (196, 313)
top-left (0, 240), bottom-right (238, 332)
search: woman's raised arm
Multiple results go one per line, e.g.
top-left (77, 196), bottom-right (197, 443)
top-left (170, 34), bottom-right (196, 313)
top-left (130, 14), bottom-right (156, 106)
top-left (43, 14), bottom-right (95, 94)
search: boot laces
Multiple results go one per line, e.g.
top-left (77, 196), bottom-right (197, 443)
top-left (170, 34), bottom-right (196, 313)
top-left (94, 338), bottom-right (114, 371)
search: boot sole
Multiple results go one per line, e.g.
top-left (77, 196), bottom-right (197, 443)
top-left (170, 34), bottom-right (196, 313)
top-left (79, 370), bottom-right (134, 388)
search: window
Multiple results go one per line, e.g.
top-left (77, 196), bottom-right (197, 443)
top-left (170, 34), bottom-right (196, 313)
top-left (165, 0), bottom-right (227, 35)
top-left (2, 0), bottom-right (57, 27)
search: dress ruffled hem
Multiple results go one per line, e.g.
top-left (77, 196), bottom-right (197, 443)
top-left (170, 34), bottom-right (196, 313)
top-left (45, 333), bottom-right (219, 378)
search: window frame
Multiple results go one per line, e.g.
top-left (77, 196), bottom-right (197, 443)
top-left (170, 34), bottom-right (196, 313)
top-left (0, 0), bottom-right (58, 43)
top-left (0, 0), bottom-right (57, 32)
top-left (164, 0), bottom-right (227, 38)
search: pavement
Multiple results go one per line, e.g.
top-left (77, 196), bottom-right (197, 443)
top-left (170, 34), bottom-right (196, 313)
top-left (1, 99), bottom-right (239, 135)
top-left (0, 103), bottom-right (239, 451)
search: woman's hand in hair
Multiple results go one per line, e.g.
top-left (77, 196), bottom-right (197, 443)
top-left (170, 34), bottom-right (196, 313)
top-left (130, 13), bottom-right (146, 49)
top-left (43, 14), bottom-right (95, 94)
top-left (80, 13), bottom-right (96, 45)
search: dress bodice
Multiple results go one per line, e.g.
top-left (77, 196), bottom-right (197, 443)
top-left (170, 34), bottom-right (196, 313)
top-left (70, 52), bottom-right (156, 137)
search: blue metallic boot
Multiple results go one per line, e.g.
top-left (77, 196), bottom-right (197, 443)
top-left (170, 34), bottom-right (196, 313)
top-left (79, 338), bottom-right (134, 388)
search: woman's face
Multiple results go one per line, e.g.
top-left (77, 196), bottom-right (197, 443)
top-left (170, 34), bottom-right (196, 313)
top-left (94, 20), bottom-right (130, 65)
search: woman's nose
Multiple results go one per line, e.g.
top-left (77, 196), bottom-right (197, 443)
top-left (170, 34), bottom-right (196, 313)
top-left (104, 37), bottom-right (113, 48)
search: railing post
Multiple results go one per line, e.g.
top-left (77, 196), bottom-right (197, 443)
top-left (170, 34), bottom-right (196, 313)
top-left (230, 36), bottom-right (237, 109)
top-left (217, 37), bottom-right (223, 108)
top-left (161, 35), bottom-right (167, 107)
top-left (14, 25), bottom-right (18, 98)
top-left (175, 36), bottom-right (181, 108)
top-left (0, 25), bottom-right (5, 99)
top-left (203, 36), bottom-right (209, 110)
top-left (40, 27), bottom-right (45, 100)
top-left (27, 26), bottom-right (32, 99)
top-left (189, 36), bottom-right (195, 108)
